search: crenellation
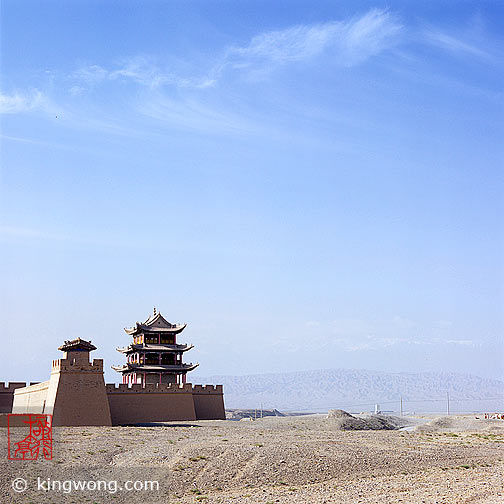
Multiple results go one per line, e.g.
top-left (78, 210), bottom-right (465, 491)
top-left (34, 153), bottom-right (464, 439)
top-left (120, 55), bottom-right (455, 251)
top-left (0, 382), bottom-right (30, 413)
top-left (0, 382), bottom-right (27, 391)
top-left (13, 381), bottom-right (50, 394)
top-left (50, 357), bottom-right (104, 374)
top-left (105, 382), bottom-right (195, 393)
top-left (52, 358), bottom-right (69, 369)
top-left (192, 384), bottom-right (223, 394)
top-left (92, 359), bottom-right (104, 370)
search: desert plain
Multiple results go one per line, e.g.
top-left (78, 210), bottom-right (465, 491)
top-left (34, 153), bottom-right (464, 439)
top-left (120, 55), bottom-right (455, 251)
top-left (1, 413), bottom-right (503, 504)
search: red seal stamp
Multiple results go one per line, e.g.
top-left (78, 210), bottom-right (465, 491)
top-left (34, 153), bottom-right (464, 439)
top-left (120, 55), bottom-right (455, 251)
top-left (7, 414), bottom-right (53, 461)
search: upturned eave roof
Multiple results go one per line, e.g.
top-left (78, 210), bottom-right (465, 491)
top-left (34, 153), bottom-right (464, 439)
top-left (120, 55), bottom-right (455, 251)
top-left (124, 311), bottom-right (187, 335)
top-left (58, 338), bottom-right (97, 352)
top-left (111, 363), bottom-right (199, 373)
top-left (116, 343), bottom-right (194, 354)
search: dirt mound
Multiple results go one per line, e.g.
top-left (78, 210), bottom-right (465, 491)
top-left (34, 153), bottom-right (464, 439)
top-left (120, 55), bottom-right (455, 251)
top-left (226, 408), bottom-right (285, 420)
top-left (415, 415), bottom-right (504, 433)
top-left (327, 409), bottom-right (354, 418)
top-left (326, 410), bottom-right (403, 430)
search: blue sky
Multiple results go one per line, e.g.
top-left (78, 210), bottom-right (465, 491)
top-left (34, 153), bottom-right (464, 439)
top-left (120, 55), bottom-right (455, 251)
top-left (1, 1), bottom-right (503, 383)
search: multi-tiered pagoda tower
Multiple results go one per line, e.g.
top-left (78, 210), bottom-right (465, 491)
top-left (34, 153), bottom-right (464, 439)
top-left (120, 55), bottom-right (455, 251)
top-left (112, 309), bottom-right (198, 386)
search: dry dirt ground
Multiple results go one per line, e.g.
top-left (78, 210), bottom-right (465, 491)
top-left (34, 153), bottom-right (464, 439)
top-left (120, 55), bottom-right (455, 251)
top-left (1, 414), bottom-right (503, 504)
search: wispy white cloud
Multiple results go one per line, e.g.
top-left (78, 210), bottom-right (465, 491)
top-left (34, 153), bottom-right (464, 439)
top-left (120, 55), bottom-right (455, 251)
top-left (332, 336), bottom-right (402, 352)
top-left (72, 64), bottom-right (110, 84)
top-left (69, 85), bottom-right (86, 96)
top-left (70, 9), bottom-right (402, 95)
top-left (446, 339), bottom-right (477, 347)
top-left (0, 225), bottom-right (109, 245)
top-left (71, 56), bottom-right (213, 91)
top-left (423, 30), bottom-right (491, 60)
top-left (392, 315), bottom-right (415, 329)
top-left (0, 90), bottom-right (50, 114)
top-left (0, 226), bottom-right (45, 238)
top-left (138, 93), bottom-right (257, 134)
top-left (226, 8), bottom-right (402, 69)
top-left (302, 317), bottom-right (479, 352)
top-left (0, 134), bottom-right (76, 150)
top-left (2, 9), bottom-right (401, 132)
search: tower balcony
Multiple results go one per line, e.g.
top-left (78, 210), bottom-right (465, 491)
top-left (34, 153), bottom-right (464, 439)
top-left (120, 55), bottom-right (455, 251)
top-left (116, 343), bottom-right (194, 354)
top-left (111, 363), bottom-right (199, 373)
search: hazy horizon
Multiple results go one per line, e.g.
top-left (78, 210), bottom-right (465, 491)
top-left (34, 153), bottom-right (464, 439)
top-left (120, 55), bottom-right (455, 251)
top-left (1, 1), bottom-right (503, 384)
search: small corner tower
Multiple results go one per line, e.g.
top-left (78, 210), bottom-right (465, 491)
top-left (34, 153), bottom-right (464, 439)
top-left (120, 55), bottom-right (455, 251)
top-left (43, 338), bottom-right (111, 426)
top-left (112, 308), bottom-right (198, 386)
top-left (58, 338), bottom-right (97, 364)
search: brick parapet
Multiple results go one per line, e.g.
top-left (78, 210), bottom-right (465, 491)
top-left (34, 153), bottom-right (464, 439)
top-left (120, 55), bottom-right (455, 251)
top-left (12, 381), bottom-right (50, 395)
top-left (0, 382), bottom-right (28, 391)
top-left (0, 382), bottom-right (29, 413)
top-left (105, 383), bottom-right (193, 393)
top-left (51, 358), bottom-right (104, 372)
top-left (192, 384), bottom-right (223, 394)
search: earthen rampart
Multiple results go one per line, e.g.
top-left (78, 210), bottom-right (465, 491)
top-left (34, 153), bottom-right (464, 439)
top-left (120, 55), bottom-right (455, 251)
top-left (106, 382), bottom-right (197, 424)
top-left (52, 358), bottom-right (104, 372)
top-left (11, 381), bottom-right (50, 414)
top-left (192, 384), bottom-right (226, 420)
top-left (104, 383), bottom-right (225, 424)
top-left (0, 382), bottom-right (29, 413)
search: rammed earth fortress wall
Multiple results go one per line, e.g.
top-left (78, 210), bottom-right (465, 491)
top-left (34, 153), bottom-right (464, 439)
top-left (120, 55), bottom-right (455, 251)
top-left (9, 381), bottom-right (50, 415)
top-left (105, 383), bottom-right (225, 424)
top-left (0, 382), bottom-right (29, 413)
top-left (45, 357), bottom-right (112, 427)
top-left (10, 378), bottom-right (225, 425)
top-left (192, 385), bottom-right (225, 420)
top-left (12, 355), bottom-right (113, 427)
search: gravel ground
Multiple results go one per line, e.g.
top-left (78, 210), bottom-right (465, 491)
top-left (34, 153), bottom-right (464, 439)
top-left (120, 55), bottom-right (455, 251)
top-left (1, 415), bottom-right (503, 503)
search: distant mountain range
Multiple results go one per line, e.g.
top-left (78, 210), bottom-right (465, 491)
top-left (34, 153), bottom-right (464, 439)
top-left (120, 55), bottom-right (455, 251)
top-left (191, 369), bottom-right (504, 413)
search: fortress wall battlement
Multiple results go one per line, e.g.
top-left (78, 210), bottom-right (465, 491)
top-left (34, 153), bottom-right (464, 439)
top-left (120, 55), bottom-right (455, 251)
top-left (105, 383), bottom-right (193, 393)
top-left (46, 358), bottom-right (111, 426)
top-left (105, 383), bottom-right (224, 423)
top-left (0, 382), bottom-right (28, 390)
top-left (12, 381), bottom-right (50, 395)
top-left (107, 388), bottom-right (196, 424)
top-left (192, 384), bottom-right (223, 394)
top-left (0, 382), bottom-right (29, 413)
top-left (51, 358), bottom-right (104, 372)
top-left (192, 385), bottom-right (225, 420)
top-left (11, 381), bottom-right (50, 415)
top-left (3, 377), bottom-right (225, 423)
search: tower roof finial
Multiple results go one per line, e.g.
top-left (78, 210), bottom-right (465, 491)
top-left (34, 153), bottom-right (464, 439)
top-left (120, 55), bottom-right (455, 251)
top-left (153, 306), bottom-right (157, 315)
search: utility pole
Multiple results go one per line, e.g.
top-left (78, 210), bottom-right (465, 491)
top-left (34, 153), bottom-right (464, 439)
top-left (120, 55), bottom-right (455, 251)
top-left (260, 403), bottom-right (263, 419)
top-left (400, 397), bottom-right (403, 417)
top-left (447, 391), bottom-right (450, 416)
